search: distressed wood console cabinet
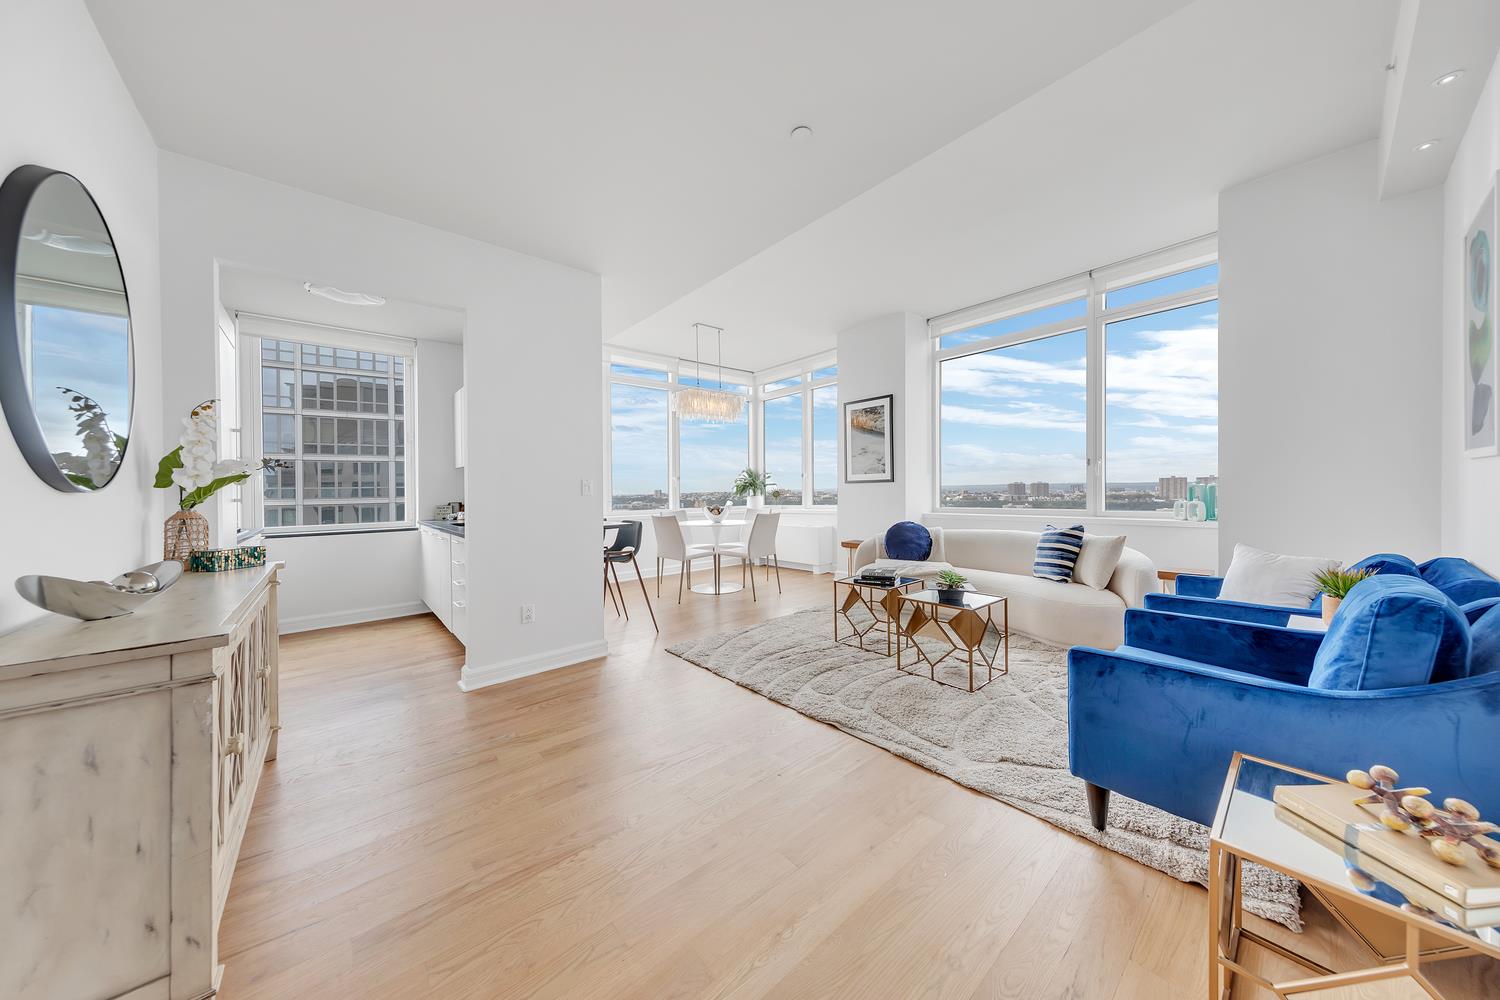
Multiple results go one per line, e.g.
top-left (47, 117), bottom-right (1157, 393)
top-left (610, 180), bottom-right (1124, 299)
top-left (0, 563), bottom-right (282, 1000)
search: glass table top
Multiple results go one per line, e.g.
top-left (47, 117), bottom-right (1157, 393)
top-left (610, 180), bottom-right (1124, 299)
top-left (1215, 755), bottom-right (1500, 959)
top-left (901, 589), bottom-right (1006, 611)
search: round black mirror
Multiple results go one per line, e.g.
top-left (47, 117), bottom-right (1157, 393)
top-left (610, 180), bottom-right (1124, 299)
top-left (0, 165), bottom-right (133, 492)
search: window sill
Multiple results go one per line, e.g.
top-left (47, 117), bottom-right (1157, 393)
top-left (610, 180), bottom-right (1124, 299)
top-left (261, 525), bottom-right (418, 540)
top-left (927, 510), bottom-right (1218, 529)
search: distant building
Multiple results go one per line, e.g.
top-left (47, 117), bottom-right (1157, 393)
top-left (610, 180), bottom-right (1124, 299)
top-left (1028, 481), bottom-right (1050, 497)
top-left (1195, 475), bottom-right (1218, 486)
top-left (1007, 481), bottom-right (1028, 498)
top-left (1158, 476), bottom-right (1189, 500)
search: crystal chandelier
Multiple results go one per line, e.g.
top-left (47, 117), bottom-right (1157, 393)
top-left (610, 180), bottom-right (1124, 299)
top-left (676, 323), bottom-right (744, 423)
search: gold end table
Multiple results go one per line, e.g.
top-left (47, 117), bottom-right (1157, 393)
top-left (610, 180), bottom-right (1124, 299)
top-left (833, 575), bottom-right (924, 656)
top-left (1209, 753), bottom-right (1500, 999)
top-left (894, 589), bottom-right (1008, 692)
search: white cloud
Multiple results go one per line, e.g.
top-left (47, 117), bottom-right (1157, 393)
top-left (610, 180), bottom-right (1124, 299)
top-left (941, 402), bottom-right (1084, 432)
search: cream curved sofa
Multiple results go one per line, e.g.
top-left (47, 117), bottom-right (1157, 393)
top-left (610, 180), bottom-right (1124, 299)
top-left (853, 526), bottom-right (1157, 649)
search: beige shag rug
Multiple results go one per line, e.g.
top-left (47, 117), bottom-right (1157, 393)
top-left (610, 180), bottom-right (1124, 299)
top-left (667, 606), bottom-right (1302, 929)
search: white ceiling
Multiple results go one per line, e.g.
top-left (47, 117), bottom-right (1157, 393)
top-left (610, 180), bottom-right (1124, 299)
top-left (218, 266), bottom-right (465, 343)
top-left (85, 0), bottom-right (1192, 338)
top-left (1377, 0), bottom-right (1500, 198)
top-left (612, 0), bottom-right (1404, 370)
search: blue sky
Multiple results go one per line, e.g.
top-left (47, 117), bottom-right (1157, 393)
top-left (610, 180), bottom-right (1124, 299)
top-left (30, 305), bottom-right (131, 452)
top-left (941, 298), bottom-right (1218, 488)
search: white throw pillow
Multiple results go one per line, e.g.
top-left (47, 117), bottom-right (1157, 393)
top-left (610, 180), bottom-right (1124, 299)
top-left (1072, 534), bottom-right (1126, 590)
top-left (1217, 543), bottom-right (1339, 607)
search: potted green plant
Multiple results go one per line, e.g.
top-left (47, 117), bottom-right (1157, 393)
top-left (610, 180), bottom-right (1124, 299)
top-left (935, 569), bottom-right (969, 606)
top-left (732, 467), bottom-right (777, 509)
top-left (1312, 566), bottom-right (1377, 623)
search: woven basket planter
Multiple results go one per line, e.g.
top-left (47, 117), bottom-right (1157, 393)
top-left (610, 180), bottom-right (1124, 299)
top-left (164, 509), bottom-right (210, 567)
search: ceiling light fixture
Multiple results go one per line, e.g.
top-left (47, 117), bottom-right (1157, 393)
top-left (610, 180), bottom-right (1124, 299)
top-left (1432, 69), bottom-right (1465, 87)
top-left (303, 282), bottom-right (386, 306)
top-left (789, 124), bottom-right (813, 140)
top-left (1413, 139), bottom-right (1442, 152)
top-left (676, 323), bottom-right (744, 423)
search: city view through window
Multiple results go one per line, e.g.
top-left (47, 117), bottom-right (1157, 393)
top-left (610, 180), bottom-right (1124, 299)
top-left (939, 260), bottom-right (1218, 513)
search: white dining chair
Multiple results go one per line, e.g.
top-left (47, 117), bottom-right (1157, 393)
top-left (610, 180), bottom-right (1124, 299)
top-left (717, 511), bottom-right (781, 600)
top-left (651, 514), bottom-right (713, 603)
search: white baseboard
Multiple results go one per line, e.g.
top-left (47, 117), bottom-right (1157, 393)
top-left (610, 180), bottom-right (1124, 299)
top-left (280, 601), bottom-right (427, 634)
top-left (457, 639), bottom-right (611, 692)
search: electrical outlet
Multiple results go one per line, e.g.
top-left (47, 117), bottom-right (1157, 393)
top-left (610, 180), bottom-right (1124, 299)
top-left (580, 478), bottom-right (593, 496)
top-left (521, 604), bottom-right (536, 624)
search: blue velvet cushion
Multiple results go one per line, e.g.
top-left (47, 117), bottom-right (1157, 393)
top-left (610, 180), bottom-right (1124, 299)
top-left (884, 521), bottom-right (932, 561)
top-left (1462, 597), bottom-right (1500, 624)
top-left (1349, 552), bottom-right (1420, 578)
top-left (1419, 557), bottom-right (1500, 606)
top-left (1309, 577), bottom-right (1470, 690)
top-left (1470, 604), bottom-right (1500, 677)
top-left (1033, 524), bottom-right (1085, 583)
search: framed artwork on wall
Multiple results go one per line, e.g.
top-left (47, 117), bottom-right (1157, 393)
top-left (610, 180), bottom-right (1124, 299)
top-left (844, 393), bottom-right (894, 483)
top-left (1464, 178), bottom-right (1498, 458)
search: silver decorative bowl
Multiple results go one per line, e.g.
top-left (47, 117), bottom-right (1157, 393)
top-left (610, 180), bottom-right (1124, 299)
top-left (15, 560), bottom-right (184, 621)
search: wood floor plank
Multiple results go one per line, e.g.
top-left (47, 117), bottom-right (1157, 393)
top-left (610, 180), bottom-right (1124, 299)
top-left (214, 569), bottom-right (1497, 999)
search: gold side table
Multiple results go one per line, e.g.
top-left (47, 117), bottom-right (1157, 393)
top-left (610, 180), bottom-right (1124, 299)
top-left (894, 589), bottom-right (1008, 692)
top-left (833, 575), bottom-right (924, 656)
top-left (1209, 753), bottom-right (1500, 999)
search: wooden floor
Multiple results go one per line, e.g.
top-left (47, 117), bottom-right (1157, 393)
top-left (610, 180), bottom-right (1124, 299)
top-left (217, 567), bottom-right (1498, 999)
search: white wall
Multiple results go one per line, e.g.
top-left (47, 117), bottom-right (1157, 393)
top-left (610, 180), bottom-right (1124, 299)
top-left (0, 0), bottom-right (163, 633)
top-left (416, 339), bottom-right (465, 513)
top-left (158, 153), bottom-right (603, 690)
top-left (835, 313), bottom-right (929, 541)
top-left (1442, 49), bottom-right (1500, 574)
top-left (1219, 140), bottom-right (1444, 568)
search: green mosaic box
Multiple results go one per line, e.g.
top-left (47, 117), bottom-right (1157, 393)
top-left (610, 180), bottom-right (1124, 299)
top-left (189, 545), bottom-right (267, 573)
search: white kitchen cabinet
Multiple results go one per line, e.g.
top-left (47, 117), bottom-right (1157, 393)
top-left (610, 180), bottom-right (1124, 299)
top-left (420, 524), bottom-right (467, 643)
top-left (454, 386), bottom-right (467, 469)
top-left (420, 524), bottom-right (452, 632)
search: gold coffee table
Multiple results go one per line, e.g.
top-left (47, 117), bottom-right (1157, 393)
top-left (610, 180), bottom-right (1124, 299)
top-left (894, 590), bottom-right (1008, 692)
top-left (1210, 753), bottom-right (1500, 999)
top-left (833, 575), bottom-right (924, 656)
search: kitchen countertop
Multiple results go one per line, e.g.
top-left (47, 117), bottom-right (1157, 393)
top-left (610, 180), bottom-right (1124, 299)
top-left (420, 519), bottom-right (465, 538)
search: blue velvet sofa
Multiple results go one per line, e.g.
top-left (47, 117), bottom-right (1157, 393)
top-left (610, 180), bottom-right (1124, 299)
top-left (1067, 575), bottom-right (1500, 830)
top-left (1144, 554), bottom-right (1500, 626)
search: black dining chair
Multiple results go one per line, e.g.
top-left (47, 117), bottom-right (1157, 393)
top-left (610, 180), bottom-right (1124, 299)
top-left (604, 520), bottom-right (657, 632)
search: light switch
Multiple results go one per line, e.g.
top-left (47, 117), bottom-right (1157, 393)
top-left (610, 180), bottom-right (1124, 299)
top-left (580, 479), bottom-right (593, 496)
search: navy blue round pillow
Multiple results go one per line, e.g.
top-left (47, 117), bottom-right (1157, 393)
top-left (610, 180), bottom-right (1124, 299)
top-left (884, 521), bottom-right (932, 561)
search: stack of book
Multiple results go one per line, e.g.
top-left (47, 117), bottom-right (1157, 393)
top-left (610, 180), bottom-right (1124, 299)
top-left (1275, 781), bottom-right (1500, 929)
top-left (854, 573), bottom-right (898, 587)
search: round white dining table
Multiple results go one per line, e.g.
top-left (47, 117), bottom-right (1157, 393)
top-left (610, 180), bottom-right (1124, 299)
top-left (681, 518), bottom-right (748, 595)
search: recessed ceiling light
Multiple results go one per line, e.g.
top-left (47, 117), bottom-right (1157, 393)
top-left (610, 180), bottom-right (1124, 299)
top-left (1413, 139), bottom-right (1442, 153)
top-left (789, 125), bottom-right (813, 140)
top-left (1432, 69), bottom-right (1465, 87)
top-left (303, 282), bottom-right (386, 306)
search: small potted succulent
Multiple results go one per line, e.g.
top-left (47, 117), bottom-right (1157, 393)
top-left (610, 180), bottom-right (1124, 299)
top-left (935, 569), bottom-right (969, 606)
top-left (1312, 565), bottom-right (1377, 623)
top-left (731, 467), bottom-right (778, 509)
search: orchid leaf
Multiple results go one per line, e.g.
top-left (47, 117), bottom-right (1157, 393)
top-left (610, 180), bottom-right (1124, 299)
top-left (179, 472), bottom-right (250, 510)
top-left (154, 446), bottom-right (184, 489)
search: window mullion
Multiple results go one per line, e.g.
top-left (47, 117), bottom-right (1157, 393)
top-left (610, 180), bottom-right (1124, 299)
top-left (1085, 274), bottom-right (1104, 517)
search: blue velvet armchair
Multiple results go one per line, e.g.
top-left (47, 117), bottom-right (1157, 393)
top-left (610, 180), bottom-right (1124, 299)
top-left (1068, 577), bottom-right (1500, 831)
top-left (1145, 554), bottom-right (1500, 626)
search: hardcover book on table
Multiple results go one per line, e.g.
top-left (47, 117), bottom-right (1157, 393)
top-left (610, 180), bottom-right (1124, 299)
top-left (1274, 781), bottom-right (1500, 908)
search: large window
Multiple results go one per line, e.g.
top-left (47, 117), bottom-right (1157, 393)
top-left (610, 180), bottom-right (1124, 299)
top-left (759, 360), bottom-right (837, 508)
top-left (245, 326), bottom-right (415, 533)
top-left (934, 238), bottom-right (1218, 516)
top-left (605, 353), bottom-right (836, 511)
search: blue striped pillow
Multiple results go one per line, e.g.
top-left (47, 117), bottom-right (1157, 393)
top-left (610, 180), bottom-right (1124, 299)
top-left (1034, 524), bottom-right (1085, 583)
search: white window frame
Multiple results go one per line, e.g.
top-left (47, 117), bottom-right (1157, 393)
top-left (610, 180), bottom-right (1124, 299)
top-left (238, 313), bottom-right (419, 536)
top-left (756, 350), bottom-right (838, 509)
top-left (930, 235), bottom-right (1218, 519)
top-left (602, 346), bottom-right (837, 514)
